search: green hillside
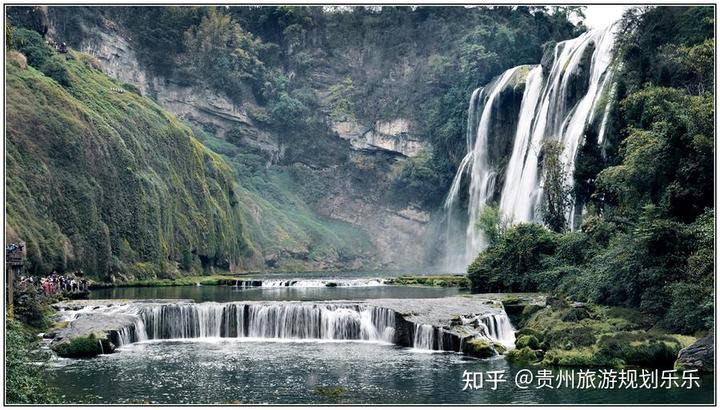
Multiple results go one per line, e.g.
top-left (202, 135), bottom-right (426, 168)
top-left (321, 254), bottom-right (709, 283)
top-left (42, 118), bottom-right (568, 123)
top-left (5, 30), bottom-right (259, 279)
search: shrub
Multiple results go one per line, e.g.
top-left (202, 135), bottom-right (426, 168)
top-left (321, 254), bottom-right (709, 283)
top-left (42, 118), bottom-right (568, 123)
top-left (54, 334), bottom-right (104, 358)
top-left (506, 347), bottom-right (540, 365)
top-left (6, 320), bottom-right (59, 403)
top-left (596, 331), bottom-right (682, 367)
top-left (463, 339), bottom-right (496, 358)
top-left (10, 28), bottom-right (51, 68)
top-left (515, 335), bottom-right (540, 350)
top-left (468, 223), bottom-right (558, 292)
top-left (40, 55), bottom-right (72, 86)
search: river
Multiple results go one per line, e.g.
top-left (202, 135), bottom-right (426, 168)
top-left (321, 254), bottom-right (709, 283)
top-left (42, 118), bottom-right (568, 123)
top-left (47, 277), bottom-right (713, 404)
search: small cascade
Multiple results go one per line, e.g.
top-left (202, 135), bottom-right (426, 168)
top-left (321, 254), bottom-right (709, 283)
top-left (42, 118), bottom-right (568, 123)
top-left (442, 24), bottom-right (619, 268)
top-left (234, 278), bottom-right (385, 288)
top-left (412, 324), bottom-right (435, 350)
top-left (460, 311), bottom-right (517, 350)
top-left (96, 302), bottom-right (395, 347)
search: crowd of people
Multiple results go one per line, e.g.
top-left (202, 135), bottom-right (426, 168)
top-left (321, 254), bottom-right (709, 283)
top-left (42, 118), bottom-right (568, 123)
top-left (17, 271), bottom-right (89, 296)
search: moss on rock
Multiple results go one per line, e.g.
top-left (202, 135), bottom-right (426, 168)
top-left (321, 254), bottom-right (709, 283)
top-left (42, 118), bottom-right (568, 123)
top-left (515, 335), bottom-right (540, 350)
top-left (463, 339), bottom-right (496, 358)
top-left (53, 334), bottom-right (105, 358)
top-left (507, 347), bottom-right (541, 365)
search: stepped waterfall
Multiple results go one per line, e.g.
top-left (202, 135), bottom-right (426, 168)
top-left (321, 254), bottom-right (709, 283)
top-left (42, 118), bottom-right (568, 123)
top-left (443, 24), bottom-right (618, 269)
top-left (63, 301), bottom-right (514, 353)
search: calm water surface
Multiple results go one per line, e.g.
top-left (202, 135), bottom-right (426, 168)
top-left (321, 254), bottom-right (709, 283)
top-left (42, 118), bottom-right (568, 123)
top-left (47, 339), bottom-right (713, 404)
top-left (90, 284), bottom-right (465, 302)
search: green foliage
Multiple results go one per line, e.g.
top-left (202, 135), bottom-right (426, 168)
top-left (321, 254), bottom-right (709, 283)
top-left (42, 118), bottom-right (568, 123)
top-left (515, 335), bottom-right (540, 350)
top-left (54, 334), bottom-right (104, 358)
top-left (6, 319), bottom-right (60, 403)
top-left (596, 331), bottom-right (682, 367)
top-left (387, 150), bottom-right (446, 207)
top-left (540, 140), bottom-right (570, 232)
top-left (506, 347), bottom-right (540, 365)
top-left (474, 206), bottom-right (507, 247)
top-left (6, 49), bottom-right (256, 278)
top-left (467, 223), bottom-right (558, 292)
top-left (327, 77), bottom-right (357, 121)
top-left (10, 27), bottom-right (51, 68)
top-left (269, 91), bottom-right (308, 127)
top-left (13, 284), bottom-right (54, 329)
top-left (516, 302), bottom-right (685, 368)
top-left (183, 7), bottom-right (266, 99)
top-left (463, 338), bottom-right (496, 358)
top-left (40, 54), bottom-right (72, 86)
top-left (385, 275), bottom-right (469, 288)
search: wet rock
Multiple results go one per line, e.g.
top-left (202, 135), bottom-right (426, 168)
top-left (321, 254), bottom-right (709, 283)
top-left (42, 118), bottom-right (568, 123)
top-left (675, 332), bottom-right (714, 373)
top-left (463, 338), bottom-right (495, 358)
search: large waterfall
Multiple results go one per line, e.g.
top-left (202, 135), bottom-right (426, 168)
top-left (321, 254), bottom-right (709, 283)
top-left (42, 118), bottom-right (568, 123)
top-left (443, 24), bottom-right (618, 268)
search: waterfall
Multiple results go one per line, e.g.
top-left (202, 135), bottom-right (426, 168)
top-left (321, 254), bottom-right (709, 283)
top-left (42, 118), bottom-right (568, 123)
top-left (443, 67), bottom-right (523, 266)
top-left (411, 310), bottom-right (516, 352)
top-left (412, 324), bottom-right (435, 350)
top-left (234, 278), bottom-right (385, 288)
top-left (443, 24), bottom-right (618, 268)
top-left (62, 301), bottom-right (515, 356)
top-left (88, 302), bottom-right (396, 346)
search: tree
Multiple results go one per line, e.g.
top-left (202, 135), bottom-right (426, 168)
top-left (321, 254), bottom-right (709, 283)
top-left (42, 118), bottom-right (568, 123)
top-left (183, 7), bottom-right (266, 98)
top-left (540, 140), bottom-right (570, 232)
top-left (475, 206), bottom-right (508, 247)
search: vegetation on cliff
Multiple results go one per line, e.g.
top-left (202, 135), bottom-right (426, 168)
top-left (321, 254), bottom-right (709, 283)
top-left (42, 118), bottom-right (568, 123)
top-left (6, 28), bottom-right (256, 279)
top-left (45, 6), bottom-right (580, 207)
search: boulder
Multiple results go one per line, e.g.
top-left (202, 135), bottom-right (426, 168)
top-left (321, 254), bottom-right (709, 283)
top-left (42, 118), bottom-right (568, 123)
top-left (463, 338), bottom-right (496, 358)
top-left (675, 332), bottom-right (714, 373)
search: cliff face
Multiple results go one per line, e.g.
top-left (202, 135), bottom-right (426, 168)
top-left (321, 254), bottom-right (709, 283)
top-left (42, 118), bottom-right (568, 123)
top-left (10, 5), bottom-right (580, 272)
top-left (44, 10), bottom-right (433, 270)
top-left (5, 46), bottom-right (260, 278)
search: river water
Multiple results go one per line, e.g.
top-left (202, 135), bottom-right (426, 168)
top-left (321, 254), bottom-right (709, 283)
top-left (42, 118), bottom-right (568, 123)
top-left (48, 278), bottom-right (713, 404)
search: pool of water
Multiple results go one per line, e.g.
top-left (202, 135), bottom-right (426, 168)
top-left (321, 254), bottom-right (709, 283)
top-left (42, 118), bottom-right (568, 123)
top-left (89, 284), bottom-right (466, 302)
top-left (47, 339), bottom-right (713, 404)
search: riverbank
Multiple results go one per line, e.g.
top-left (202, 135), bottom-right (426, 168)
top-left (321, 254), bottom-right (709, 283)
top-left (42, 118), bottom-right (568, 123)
top-left (503, 296), bottom-right (712, 371)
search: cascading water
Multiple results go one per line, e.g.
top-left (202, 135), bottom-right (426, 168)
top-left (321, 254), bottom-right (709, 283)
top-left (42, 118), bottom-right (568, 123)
top-left (234, 278), bottom-right (385, 288)
top-left (93, 302), bottom-right (397, 346)
top-left (443, 23), bottom-right (618, 268)
top-left (412, 324), bottom-right (435, 350)
top-left (444, 67), bottom-right (523, 267)
top-left (410, 311), bottom-right (515, 352)
top-left (61, 301), bottom-right (515, 354)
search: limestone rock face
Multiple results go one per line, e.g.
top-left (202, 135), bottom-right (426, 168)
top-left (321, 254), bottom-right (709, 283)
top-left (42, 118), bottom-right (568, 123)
top-left (332, 118), bottom-right (428, 157)
top-left (45, 13), bottom-right (435, 271)
top-left (675, 332), bottom-right (714, 372)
